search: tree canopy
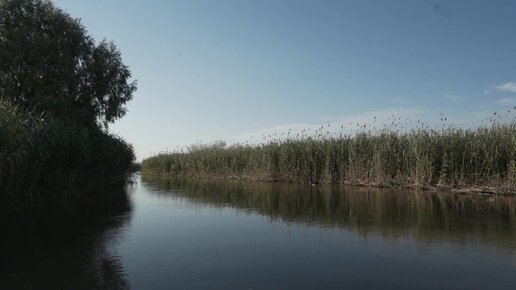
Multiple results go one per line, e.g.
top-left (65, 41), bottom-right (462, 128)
top-left (0, 0), bottom-right (136, 126)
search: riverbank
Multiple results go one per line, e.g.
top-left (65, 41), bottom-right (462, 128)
top-left (0, 0), bottom-right (137, 220)
top-left (141, 172), bottom-right (516, 196)
top-left (0, 97), bottom-right (135, 220)
top-left (142, 119), bottom-right (516, 195)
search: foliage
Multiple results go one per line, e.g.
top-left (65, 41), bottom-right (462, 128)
top-left (0, 0), bottom-right (137, 218)
top-left (142, 118), bottom-right (516, 192)
top-left (0, 0), bottom-right (136, 127)
top-left (0, 99), bottom-right (135, 217)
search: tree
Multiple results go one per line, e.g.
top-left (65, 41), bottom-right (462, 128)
top-left (0, 0), bottom-right (136, 127)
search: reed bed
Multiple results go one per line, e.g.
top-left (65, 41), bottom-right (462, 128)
top-left (0, 99), bottom-right (135, 218)
top-left (142, 111), bottom-right (516, 193)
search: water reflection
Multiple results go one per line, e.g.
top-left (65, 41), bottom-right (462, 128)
top-left (1, 177), bottom-right (515, 289)
top-left (0, 186), bottom-right (133, 290)
top-left (142, 175), bottom-right (516, 255)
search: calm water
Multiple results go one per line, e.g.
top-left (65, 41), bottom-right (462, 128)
top-left (1, 175), bottom-right (516, 289)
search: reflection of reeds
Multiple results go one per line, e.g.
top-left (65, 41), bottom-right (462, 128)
top-left (142, 175), bottom-right (516, 254)
top-left (142, 114), bottom-right (516, 192)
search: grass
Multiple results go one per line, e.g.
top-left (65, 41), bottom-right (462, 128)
top-left (0, 99), bottom-right (136, 219)
top-left (142, 110), bottom-right (516, 193)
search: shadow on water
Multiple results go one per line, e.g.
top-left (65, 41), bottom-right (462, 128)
top-left (0, 185), bottom-right (135, 290)
top-left (142, 175), bottom-right (516, 255)
top-left (1, 175), bottom-right (514, 289)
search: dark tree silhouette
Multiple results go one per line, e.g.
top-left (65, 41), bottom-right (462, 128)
top-left (0, 0), bottom-right (136, 127)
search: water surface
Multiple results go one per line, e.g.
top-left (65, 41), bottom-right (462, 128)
top-left (1, 175), bottom-right (515, 289)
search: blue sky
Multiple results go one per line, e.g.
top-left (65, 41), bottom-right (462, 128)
top-left (53, 0), bottom-right (516, 160)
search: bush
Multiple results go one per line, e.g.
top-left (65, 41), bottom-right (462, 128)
top-left (0, 99), bottom-right (135, 218)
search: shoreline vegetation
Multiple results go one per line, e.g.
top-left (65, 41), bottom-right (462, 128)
top-left (0, 99), bottom-right (135, 219)
top-left (0, 0), bottom-right (136, 219)
top-left (142, 114), bottom-right (516, 195)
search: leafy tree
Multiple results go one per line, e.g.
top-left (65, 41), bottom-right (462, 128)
top-left (0, 0), bottom-right (136, 127)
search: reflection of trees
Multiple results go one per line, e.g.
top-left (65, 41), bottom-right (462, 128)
top-left (0, 187), bottom-right (132, 290)
top-left (143, 175), bottom-right (516, 252)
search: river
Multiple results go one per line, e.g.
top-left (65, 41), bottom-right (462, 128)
top-left (1, 175), bottom-right (515, 289)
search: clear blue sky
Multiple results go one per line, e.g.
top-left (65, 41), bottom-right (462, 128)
top-left (53, 0), bottom-right (516, 160)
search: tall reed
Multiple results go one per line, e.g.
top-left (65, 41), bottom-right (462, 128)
top-left (142, 112), bottom-right (516, 192)
top-left (0, 99), bottom-right (135, 218)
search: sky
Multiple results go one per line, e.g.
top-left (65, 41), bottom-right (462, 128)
top-left (52, 0), bottom-right (516, 160)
